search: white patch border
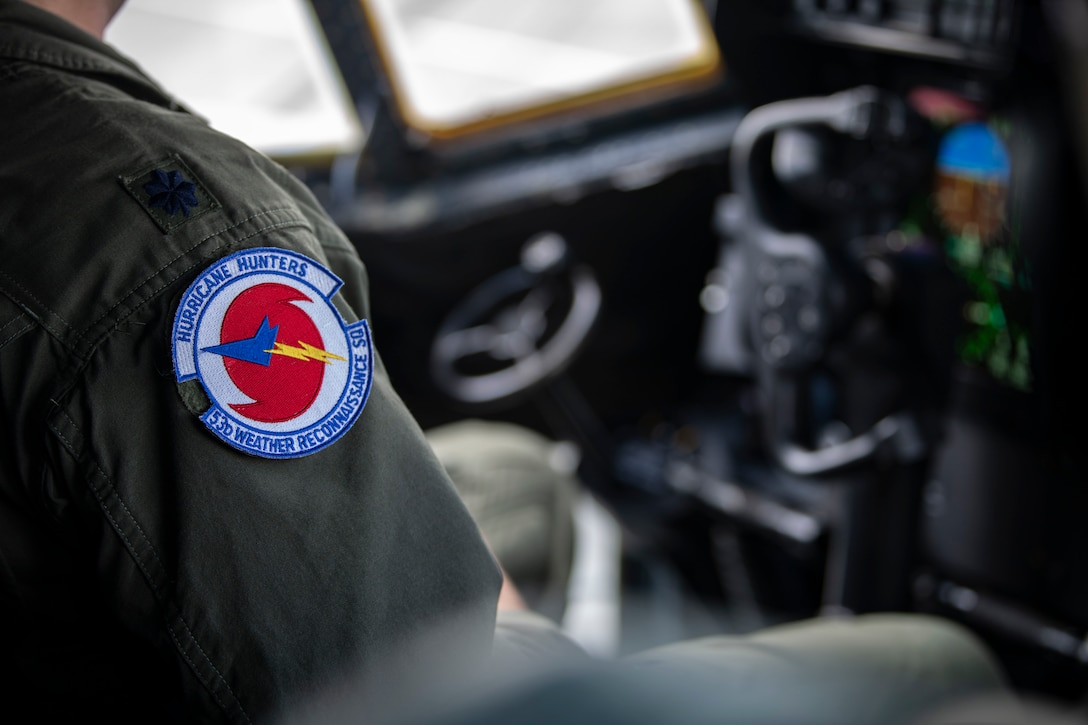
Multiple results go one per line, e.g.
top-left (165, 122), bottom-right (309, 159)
top-left (171, 247), bottom-right (372, 459)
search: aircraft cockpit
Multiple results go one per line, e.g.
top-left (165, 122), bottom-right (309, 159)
top-left (109, 0), bottom-right (1088, 709)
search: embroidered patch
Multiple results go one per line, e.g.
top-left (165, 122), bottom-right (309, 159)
top-left (172, 247), bottom-right (373, 459)
top-left (120, 155), bottom-right (220, 233)
top-left (144, 169), bottom-right (199, 216)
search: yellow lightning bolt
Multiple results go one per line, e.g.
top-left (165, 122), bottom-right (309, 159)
top-left (266, 341), bottom-right (347, 364)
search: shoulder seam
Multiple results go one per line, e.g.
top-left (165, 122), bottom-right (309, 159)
top-left (0, 268), bottom-right (75, 339)
top-left (73, 207), bottom-right (313, 353)
top-left (47, 407), bottom-right (254, 724)
top-left (0, 207), bottom-right (312, 361)
top-left (0, 44), bottom-right (115, 73)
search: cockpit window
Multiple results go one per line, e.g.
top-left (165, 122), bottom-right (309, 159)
top-left (107, 0), bottom-right (364, 161)
top-left (360, 0), bottom-right (722, 139)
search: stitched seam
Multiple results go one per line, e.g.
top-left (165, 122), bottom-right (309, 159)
top-left (19, 212), bottom-right (311, 446)
top-left (0, 313), bottom-right (27, 335)
top-left (165, 621), bottom-right (232, 714)
top-left (88, 468), bottom-right (251, 721)
top-left (167, 612), bottom-right (253, 724)
top-left (0, 45), bottom-right (123, 74)
top-left (76, 218), bottom-right (309, 362)
top-left (55, 409), bottom-right (168, 583)
top-left (0, 320), bottom-right (33, 349)
top-left (48, 408), bottom-right (252, 722)
top-left (0, 267), bottom-right (73, 333)
top-left (72, 207), bottom-right (308, 351)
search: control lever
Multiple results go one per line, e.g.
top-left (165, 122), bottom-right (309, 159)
top-left (729, 88), bottom-right (933, 614)
top-left (729, 87), bottom-right (927, 474)
top-left (776, 412), bottom-right (926, 476)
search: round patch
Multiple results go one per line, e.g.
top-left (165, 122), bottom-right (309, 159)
top-left (172, 247), bottom-right (373, 458)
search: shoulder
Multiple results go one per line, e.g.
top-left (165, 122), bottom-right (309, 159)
top-left (0, 60), bottom-right (363, 355)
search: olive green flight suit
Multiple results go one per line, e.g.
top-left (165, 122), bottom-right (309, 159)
top-left (0, 5), bottom-right (1016, 725)
top-left (0, 2), bottom-right (500, 722)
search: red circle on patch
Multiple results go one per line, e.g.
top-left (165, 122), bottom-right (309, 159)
top-left (220, 282), bottom-right (325, 423)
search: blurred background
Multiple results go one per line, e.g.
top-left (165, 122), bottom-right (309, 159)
top-left (109, 0), bottom-right (1088, 706)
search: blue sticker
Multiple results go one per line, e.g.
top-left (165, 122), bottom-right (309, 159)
top-left (172, 247), bottom-right (372, 458)
top-left (937, 122), bottom-right (1011, 182)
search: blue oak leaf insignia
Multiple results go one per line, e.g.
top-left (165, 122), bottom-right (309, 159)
top-left (144, 169), bottom-right (199, 217)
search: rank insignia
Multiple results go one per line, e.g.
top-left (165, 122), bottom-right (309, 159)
top-left (120, 154), bottom-right (220, 232)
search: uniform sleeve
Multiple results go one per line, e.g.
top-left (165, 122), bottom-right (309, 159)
top-left (45, 231), bottom-right (502, 723)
